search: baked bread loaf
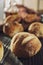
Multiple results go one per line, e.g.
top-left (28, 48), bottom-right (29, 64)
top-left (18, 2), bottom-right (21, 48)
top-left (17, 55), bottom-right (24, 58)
top-left (0, 41), bottom-right (4, 61)
top-left (3, 15), bottom-right (24, 37)
top-left (28, 22), bottom-right (43, 38)
top-left (10, 32), bottom-right (42, 58)
top-left (3, 22), bottom-right (24, 37)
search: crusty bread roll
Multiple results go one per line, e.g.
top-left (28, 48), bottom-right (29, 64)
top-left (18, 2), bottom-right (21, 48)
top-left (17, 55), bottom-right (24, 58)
top-left (3, 22), bottom-right (24, 37)
top-left (0, 41), bottom-right (4, 61)
top-left (10, 32), bottom-right (42, 58)
top-left (3, 14), bottom-right (24, 37)
top-left (28, 22), bottom-right (43, 38)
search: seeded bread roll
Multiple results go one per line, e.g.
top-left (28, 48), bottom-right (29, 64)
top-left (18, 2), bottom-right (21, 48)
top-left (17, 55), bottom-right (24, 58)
top-left (0, 41), bottom-right (4, 61)
top-left (10, 32), bottom-right (42, 58)
top-left (28, 22), bottom-right (43, 38)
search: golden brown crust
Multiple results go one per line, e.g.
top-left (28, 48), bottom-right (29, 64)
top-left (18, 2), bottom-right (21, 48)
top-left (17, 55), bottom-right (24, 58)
top-left (10, 32), bottom-right (42, 58)
top-left (3, 22), bottom-right (24, 37)
top-left (0, 41), bottom-right (4, 61)
top-left (3, 14), bottom-right (24, 37)
top-left (4, 5), bottom-right (41, 32)
top-left (28, 22), bottom-right (43, 38)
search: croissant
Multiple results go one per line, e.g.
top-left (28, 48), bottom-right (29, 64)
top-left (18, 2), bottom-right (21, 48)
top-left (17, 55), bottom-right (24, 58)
top-left (0, 41), bottom-right (4, 61)
top-left (28, 22), bottom-right (43, 38)
top-left (10, 32), bottom-right (42, 58)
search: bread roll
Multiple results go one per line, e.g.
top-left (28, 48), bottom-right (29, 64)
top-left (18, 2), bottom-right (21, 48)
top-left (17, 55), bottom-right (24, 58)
top-left (28, 22), bottom-right (43, 38)
top-left (10, 32), bottom-right (42, 58)
top-left (0, 41), bottom-right (4, 61)
top-left (3, 22), bottom-right (24, 37)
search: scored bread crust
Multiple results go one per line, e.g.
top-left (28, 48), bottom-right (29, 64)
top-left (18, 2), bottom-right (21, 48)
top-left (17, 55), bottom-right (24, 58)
top-left (10, 32), bottom-right (30, 51)
top-left (10, 32), bottom-right (42, 58)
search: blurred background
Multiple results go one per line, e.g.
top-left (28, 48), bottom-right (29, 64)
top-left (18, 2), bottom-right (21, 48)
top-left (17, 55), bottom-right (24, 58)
top-left (0, 0), bottom-right (43, 20)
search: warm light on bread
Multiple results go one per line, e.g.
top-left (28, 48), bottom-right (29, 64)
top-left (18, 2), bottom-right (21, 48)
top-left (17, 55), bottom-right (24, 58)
top-left (10, 32), bottom-right (42, 58)
top-left (28, 22), bottom-right (43, 38)
top-left (3, 14), bottom-right (24, 37)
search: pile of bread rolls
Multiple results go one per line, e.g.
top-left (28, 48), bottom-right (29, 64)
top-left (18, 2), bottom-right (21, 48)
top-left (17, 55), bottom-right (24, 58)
top-left (0, 5), bottom-right (43, 58)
